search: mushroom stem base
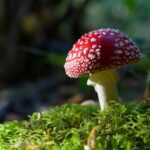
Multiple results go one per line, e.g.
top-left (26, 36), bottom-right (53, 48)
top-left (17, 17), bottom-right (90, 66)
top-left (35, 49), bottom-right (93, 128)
top-left (87, 69), bottom-right (119, 110)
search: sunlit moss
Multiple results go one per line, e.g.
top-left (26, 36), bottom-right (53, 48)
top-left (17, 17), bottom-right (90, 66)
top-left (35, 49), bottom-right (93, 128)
top-left (0, 99), bottom-right (150, 150)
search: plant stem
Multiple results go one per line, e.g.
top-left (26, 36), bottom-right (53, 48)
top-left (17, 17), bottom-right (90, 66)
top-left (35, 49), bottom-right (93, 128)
top-left (87, 69), bottom-right (119, 110)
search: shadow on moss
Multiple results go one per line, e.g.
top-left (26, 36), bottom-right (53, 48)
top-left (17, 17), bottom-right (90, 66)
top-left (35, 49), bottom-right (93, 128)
top-left (0, 99), bottom-right (150, 150)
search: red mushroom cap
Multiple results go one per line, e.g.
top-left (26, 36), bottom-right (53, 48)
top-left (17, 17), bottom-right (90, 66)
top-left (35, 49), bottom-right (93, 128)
top-left (64, 28), bottom-right (140, 78)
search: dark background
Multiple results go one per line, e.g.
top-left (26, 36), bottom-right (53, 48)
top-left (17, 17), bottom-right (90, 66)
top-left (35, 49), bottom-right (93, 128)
top-left (0, 0), bottom-right (150, 122)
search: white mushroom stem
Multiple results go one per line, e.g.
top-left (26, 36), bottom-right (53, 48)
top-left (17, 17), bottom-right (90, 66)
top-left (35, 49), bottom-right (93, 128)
top-left (87, 69), bottom-right (119, 110)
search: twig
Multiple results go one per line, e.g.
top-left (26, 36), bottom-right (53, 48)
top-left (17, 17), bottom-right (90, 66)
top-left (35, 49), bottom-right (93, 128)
top-left (144, 71), bottom-right (150, 98)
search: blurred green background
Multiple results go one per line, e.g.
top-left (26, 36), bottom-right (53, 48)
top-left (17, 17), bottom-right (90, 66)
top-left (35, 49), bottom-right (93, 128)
top-left (0, 0), bottom-right (150, 122)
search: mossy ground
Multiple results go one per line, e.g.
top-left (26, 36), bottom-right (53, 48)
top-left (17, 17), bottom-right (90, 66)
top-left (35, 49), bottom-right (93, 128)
top-left (0, 99), bottom-right (150, 150)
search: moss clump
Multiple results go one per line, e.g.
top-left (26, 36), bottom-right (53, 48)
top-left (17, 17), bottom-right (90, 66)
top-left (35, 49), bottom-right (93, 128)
top-left (0, 99), bottom-right (150, 150)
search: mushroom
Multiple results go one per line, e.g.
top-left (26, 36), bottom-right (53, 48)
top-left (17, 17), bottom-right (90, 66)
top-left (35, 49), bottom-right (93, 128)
top-left (64, 28), bottom-right (140, 110)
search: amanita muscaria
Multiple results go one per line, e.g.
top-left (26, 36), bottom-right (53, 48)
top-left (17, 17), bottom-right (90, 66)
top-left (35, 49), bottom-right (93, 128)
top-left (64, 28), bottom-right (141, 110)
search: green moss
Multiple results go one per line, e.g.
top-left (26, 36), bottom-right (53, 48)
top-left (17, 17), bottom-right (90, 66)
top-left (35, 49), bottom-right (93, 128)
top-left (0, 99), bottom-right (150, 150)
